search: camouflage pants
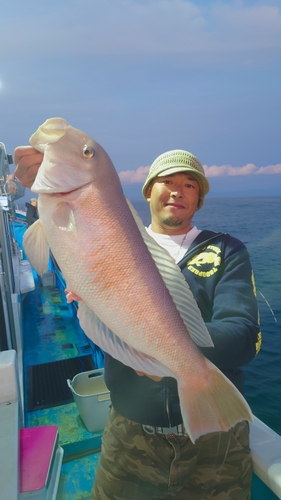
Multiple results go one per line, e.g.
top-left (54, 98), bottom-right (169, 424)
top-left (91, 407), bottom-right (252, 500)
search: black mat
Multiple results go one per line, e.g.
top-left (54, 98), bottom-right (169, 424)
top-left (28, 355), bottom-right (95, 411)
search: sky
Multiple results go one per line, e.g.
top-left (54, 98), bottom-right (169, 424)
top-left (0, 0), bottom-right (281, 201)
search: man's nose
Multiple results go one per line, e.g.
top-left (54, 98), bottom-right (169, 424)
top-left (171, 187), bottom-right (183, 198)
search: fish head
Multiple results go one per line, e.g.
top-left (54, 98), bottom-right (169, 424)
top-left (29, 117), bottom-right (122, 195)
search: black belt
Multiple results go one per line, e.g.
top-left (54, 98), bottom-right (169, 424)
top-left (142, 423), bottom-right (188, 437)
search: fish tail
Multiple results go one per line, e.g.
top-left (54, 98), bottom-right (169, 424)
top-left (178, 364), bottom-right (253, 444)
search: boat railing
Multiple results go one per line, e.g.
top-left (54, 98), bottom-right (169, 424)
top-left (250, 417), bottom-right (281, 498)
top-left (0, 350), bottom-right (21, 499)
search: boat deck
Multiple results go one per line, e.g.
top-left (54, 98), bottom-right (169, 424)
top-left (22, 273), bottom-right (104, 499)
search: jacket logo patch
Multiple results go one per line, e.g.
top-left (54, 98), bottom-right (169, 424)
top-left (187, 245), bottom-right (221, 277)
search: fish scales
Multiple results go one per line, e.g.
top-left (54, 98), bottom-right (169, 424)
top-left (39, 184), bottom-right (200, 364)
top-left (23, 117), bottom-right (253, 443)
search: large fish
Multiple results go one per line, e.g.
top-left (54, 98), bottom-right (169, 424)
top-left (23, 117), bottom-right (253, 443)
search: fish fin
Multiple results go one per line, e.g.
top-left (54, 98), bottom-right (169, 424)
top-left (23, 220), bottom-right (50, 276)
top-left (77, 302), bottom-right (172, 378)
top-left (126, 198), bottom-right (213, 348)
top-left (178, 363), bottom-right (253, 444)
top-left (52, 203), bottom-right (76, 233)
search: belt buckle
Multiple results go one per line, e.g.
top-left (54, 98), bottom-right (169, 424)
top-left (142, 424), bottom-right (185, 438)
top-left (142, 424), bottom-right (156, 435)
top-left (163, 425), bottom-right (178, 438)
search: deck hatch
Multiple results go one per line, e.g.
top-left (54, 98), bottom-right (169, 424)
top-left (27, 355), bottom-right (95, 411)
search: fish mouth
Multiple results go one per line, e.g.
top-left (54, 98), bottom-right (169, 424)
top-left (29, 117), bottom-right (97, 194)
top-left (29, 117), bottom-right (74, 194)
top-left (31, 174), bottom-right (78, 194)
top-left (31, 177), bottom-right (91, 195)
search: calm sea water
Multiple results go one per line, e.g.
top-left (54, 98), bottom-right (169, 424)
top-left (132, 196), bottom-right (281, 436)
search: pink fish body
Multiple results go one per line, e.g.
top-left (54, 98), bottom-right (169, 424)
top-left (24, 118), bottom-right (253, 443)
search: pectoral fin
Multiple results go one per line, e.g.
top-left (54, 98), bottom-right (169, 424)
top-left (52, 203), bottom-right (76, 233)
top-left (23, 220), bottom-right (49, 276)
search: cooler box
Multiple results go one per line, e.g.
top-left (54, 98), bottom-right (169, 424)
top-left (67, 368), bottom-right (110, 432)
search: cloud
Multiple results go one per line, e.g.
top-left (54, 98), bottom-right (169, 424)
top-left (255, 164), bottom-right (281, 175)
top-left (205, 163), bottom-right (281, 177)
top-left (204, 164), bottom-right (257, 177)
top-left (119, 163), bottom-right (281, 183)
top-left (119, 166), bottom-right (150, 183)
top-left (1, 0), bottom-right (281, 60)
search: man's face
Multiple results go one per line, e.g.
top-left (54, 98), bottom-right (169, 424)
top-left (145, 172), bottom-right (200, 234)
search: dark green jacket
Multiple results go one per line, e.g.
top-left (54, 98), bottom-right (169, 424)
top-left (104, 230), bottom-right (261, 427)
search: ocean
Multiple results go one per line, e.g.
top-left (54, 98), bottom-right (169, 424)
top-left (131, 195), bottom-right (281, 436)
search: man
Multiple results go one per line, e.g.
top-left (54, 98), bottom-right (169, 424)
top-left (25, 197), bottom-right (39, 226)
top-left (14, 147), bottom-right (261, 499)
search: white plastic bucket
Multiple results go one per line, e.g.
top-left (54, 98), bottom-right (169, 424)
top-left (67, 368), bottom-right (110, 432)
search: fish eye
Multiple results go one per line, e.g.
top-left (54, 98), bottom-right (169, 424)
top-left (83, 146), bottom-right (95, 158)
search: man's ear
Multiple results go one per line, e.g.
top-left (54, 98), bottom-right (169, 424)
top-left (145, 185), bottom-right (152, 202)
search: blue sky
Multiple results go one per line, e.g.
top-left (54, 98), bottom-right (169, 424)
top-left (1, 0), bottom-right (280, 201)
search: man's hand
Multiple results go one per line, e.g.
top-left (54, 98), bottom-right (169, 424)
top-left (14, 146), bottom-right (43, 188)
top-left (64, 289), bottom-right (82, 303)
top-left (136, 371), bottom-right (163, 382)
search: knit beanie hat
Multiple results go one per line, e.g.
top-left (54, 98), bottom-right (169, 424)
top-left (142, 149), bottom-right (209, 209)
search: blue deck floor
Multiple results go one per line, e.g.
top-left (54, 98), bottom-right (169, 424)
top-left (22, 275), bottom-right (105, 499)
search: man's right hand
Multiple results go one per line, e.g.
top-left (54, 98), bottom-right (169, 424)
top-left (14, 146), bottom-right (43, 188)
top-left (136, 371), bottom-right (163, 382)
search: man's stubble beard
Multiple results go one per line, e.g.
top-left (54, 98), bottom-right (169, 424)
top-left (161, 216), bottom-right (183, 228)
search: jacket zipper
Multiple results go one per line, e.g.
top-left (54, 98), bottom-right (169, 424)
top-left (165, 385), bottom-right (171, 427)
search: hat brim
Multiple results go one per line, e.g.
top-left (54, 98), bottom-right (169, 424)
top-left (157, 166), bottom-right (209, 195)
